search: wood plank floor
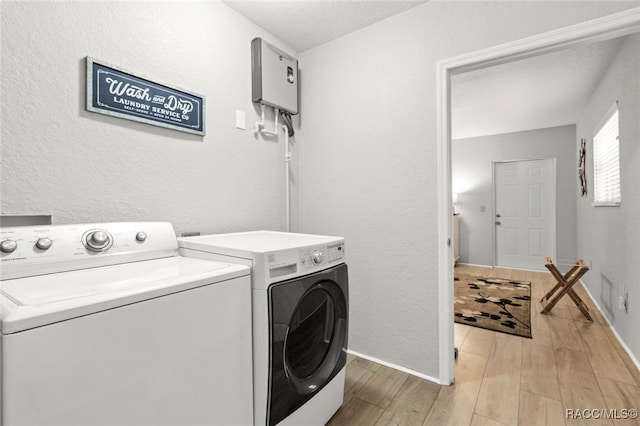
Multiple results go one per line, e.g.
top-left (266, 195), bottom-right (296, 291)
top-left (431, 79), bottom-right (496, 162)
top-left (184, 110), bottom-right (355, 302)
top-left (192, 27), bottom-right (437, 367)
top-left (327, 265), bottom-right (640, 426)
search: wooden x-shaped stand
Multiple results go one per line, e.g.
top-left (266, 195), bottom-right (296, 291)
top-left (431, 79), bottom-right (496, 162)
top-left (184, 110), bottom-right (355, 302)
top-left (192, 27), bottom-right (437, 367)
top-left (540, 257), bottom-right (593, 321)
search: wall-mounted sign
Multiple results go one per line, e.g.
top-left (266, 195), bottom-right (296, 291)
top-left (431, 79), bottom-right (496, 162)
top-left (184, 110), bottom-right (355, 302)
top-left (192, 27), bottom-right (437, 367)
top-left (86, 57), bottom-right (205, 136)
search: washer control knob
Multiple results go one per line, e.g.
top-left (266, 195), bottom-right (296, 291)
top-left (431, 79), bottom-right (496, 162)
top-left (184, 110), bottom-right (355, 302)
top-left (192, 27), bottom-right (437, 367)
top-left (85, 230), bottom-right (112, 251)
top-left (89, 231), bottom-right (109, 246)
top-left (312, 250), bottom-right (323, 265)
top-left (35, 237), bottom-right (53, 250)
top-left (136, 231), bottom-right (147, 242)
top-left (0, 239), bottom-right (18, 253)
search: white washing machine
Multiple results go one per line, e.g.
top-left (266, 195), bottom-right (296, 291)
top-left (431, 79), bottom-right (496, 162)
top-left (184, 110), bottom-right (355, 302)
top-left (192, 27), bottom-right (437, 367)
top-left (179, 231), bottom-right (348, 426)
top-left (0, 222), bottom-right (253, 426)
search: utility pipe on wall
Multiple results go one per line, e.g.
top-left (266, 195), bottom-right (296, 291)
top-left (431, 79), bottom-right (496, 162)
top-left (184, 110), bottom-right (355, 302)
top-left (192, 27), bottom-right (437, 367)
top-left (283, 122), bottom-right (292, 232)
top-left (254, 104), bottom-right (280, 136)
top-left (254, 104), bottom-right (294, 232)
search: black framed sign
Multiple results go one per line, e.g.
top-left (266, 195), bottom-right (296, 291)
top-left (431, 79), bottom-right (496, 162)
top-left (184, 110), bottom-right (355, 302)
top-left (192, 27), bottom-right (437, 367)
top-left (86, 57), bottom-right (205, 135)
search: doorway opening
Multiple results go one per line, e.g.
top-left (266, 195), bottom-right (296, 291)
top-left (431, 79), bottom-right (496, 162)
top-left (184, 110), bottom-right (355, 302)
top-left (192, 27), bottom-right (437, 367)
top-left (437, 8), bottom-right (640, 385)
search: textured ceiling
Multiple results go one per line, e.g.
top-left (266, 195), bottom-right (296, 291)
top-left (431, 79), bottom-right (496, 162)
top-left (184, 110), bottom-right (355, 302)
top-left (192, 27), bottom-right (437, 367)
top-left (223, 0), bottom-right (427, 52)
top-left (451, 36), bottom-right (625, 140)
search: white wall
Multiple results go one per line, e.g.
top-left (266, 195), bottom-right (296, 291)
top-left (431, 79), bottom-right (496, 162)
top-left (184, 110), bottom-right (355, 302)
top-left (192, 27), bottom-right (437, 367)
top-left (576, 33), bottom-right (640, 363)
top-left (452, 126), bottom-right (577, 267)
top-left (0, 1), bottom-right (294, 236)
top-left (296, 2), bottom-right (638, 379)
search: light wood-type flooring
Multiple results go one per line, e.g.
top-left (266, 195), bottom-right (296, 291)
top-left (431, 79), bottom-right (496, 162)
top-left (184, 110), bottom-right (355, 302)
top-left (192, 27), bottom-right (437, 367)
top-left (327, 265), bottom-right (640, 426)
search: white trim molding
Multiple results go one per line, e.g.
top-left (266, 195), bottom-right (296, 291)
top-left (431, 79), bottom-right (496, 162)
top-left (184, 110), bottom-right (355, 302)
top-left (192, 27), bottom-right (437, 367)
top-left (436, 7), bottom-right (640, 386)
top-left (347, 350), bottom-right (440, 385)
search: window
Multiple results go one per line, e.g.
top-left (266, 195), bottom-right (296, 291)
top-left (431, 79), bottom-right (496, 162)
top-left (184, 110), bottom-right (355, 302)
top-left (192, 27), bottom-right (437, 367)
top-left (593, 105), bottom-right (620, 206)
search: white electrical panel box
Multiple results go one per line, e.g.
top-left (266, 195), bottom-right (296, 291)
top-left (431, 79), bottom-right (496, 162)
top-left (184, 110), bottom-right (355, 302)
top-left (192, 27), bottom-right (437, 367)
top-left (251, 38), bottom-right (298, 115)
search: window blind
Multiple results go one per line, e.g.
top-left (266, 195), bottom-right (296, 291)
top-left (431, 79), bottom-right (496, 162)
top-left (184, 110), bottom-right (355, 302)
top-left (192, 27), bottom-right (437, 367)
top-left (593, 108), bottom-right (620, 205)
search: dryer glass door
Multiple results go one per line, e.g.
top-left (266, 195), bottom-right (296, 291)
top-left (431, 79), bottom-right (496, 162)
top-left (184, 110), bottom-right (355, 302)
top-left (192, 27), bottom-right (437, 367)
top-left (268, 263), bottom-right (348, 426)
top-left (285, 287), bottom-right (337, 383)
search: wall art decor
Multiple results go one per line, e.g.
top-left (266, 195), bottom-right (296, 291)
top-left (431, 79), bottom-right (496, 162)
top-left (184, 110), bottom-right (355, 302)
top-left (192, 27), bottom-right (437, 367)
top-left (86, 57), bottom-right (205, 136)
top-left (579, 137), bottom-right (587, 197)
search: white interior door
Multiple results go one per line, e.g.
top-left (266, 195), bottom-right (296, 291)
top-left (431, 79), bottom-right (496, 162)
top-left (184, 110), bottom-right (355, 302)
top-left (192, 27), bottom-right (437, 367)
top-left (494, 158), bottom-right (555, 270)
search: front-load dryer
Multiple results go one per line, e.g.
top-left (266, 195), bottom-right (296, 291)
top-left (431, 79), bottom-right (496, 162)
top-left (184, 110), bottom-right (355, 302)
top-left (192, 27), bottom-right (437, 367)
top-left (179, 231), bottom-right (348, 426)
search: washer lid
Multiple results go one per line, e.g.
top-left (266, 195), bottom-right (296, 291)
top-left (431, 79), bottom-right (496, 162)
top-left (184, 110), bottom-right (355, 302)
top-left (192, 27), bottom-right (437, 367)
top-left (0, 257), bottom-right (249, 334)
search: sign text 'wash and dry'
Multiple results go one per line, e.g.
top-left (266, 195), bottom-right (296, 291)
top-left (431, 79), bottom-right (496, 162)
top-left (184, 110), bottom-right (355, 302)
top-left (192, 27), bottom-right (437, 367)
top-left (86, 57), bottom-right (205, 136)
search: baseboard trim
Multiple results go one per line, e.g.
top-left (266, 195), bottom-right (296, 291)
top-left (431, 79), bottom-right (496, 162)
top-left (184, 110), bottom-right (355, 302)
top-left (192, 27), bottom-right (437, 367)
top-left (456, 262), bottom-right (543, 273)
top-left (579, 280), bottom-right (640, 373)
top-left (346, 349), bottom-right (441, 385)
top-left (456, 262), bottom-right (489, 268)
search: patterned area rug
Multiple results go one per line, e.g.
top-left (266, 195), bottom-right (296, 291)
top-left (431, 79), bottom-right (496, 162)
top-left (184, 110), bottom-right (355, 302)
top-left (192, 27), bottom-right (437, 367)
top-left (454, 273), bottom-right (532, 338)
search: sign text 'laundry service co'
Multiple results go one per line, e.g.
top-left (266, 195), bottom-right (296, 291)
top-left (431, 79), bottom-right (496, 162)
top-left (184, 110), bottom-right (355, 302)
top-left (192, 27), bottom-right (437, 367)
top-left (86, 57), bottom-right (205, 136)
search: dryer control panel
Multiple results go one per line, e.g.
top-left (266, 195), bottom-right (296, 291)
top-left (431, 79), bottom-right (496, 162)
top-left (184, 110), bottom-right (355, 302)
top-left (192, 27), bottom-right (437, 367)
top-left (265, 241), bottom-right (345, 284)
top-left (300, 242), bottom-right (344, 270)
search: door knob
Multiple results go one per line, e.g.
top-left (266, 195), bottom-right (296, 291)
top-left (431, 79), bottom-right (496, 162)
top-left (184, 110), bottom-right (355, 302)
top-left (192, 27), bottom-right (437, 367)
top-left (495, 221), bottom-right (501, 225)
top-left (496, 213), bottom-right (501, 218)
